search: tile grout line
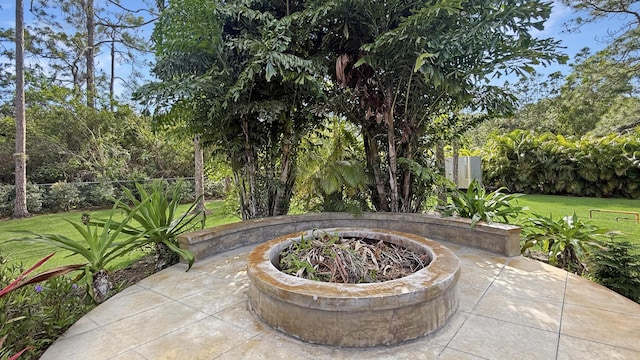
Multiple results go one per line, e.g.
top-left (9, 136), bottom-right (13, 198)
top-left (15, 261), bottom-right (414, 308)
top-left (555, 271), bottom-right (568, 360)
top-left (440, 253), bottom-right (508, 354)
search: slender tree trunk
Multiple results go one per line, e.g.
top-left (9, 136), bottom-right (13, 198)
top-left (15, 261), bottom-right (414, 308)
top-left (453, 140), bottom-right (459, 188)
top-left (13, 0), bottom-right (29, 218)
top-left (241, 118), bottom-right (258, 219)
top-left (384, 87), bottom-right (399, 212)
top-left (436, 140), bottom-right (446, 206)
top-left (194, 135), bottom-right (206, 212)
top-left (85, 0), bottom-right (96, 108)
top-left (401, 140), bottom-right (412, 212)
top-left (363, 127), bottom-right (389, 212)
top-left (109, 35), bottom-right (115, 111)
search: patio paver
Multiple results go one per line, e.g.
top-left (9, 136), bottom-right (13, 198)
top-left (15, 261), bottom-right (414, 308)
top-left (40, 241), bottom-right (640, 359)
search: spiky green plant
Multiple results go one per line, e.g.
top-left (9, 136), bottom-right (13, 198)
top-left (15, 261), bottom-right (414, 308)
top-left (101, 181), bottom-right (204, 270)
top-left (11, 204), bottom-right (149, 303)
top-left (521, 212), bottom-right (612, 275)
top-left (441, 179), bottom-right (526, 227)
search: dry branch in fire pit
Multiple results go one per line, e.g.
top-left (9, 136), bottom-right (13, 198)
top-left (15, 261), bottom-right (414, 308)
top-left (278, 230), bottom-right (430, 283)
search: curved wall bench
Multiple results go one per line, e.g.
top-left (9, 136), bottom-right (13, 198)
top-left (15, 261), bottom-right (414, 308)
top-left (178, 213), bottom-right (521, 262)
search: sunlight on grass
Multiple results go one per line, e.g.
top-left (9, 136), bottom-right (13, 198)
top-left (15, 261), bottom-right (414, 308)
top-left (516, 195), bottom-right (640, 246)
top-left (0, 200), bottom-right (239, 271)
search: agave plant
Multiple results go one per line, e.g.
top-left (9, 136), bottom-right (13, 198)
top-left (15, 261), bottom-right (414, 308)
top-left (101, 181), bottom-right (204, 270)
top-left (13, 204), bottom-right (150, 303)
top-left (440, 179), bottom-right (526, 227)
top-left (521, 212), bottom-right (613, 275)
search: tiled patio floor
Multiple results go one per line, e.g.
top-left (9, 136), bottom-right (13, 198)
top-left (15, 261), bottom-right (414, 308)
top-left (40, 241), bottom-right (640, 359)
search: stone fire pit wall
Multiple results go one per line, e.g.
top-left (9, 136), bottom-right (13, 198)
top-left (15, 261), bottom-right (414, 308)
top-left (179, 213), bottom-right (521, 262)
top-left (246, 228), bottom-right (461, 347)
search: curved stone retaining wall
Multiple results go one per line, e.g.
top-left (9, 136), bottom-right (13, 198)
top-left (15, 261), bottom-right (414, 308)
top-left (179, 213), bottom-right (521, 262)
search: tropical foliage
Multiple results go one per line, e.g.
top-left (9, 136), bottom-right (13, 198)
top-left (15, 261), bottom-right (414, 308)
top-left (0, 253), bottom-right (91, 360)
top-left (483, 129), bottom-right (640, 198)
top-left (589, 239), bottom-right (640, 303)
top-left (138, 0), bottom-right (564, 217)
top-left (440, 179), bottom-right (526, 226)
top-left (12, 203), bottom-right (150, 303)
top-left (521, 212), bottom-right (612, 274)
top-left (102, 181), bottom-right (203, 270)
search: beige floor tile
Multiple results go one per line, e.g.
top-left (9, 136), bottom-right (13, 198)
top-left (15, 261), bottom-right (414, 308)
top-left (564, 274), bottom-right (640, 315)
top-left (58, 315), bottom-right (99, 339)
top-left (561, 303), bottom-right (640, 352)
top-left (438, 348), bottom-right (489, 359)
top-left (458, 251), bottom-right (508, 270)
top-left (179, 289), bottom-right (247, 315)
top-left (557, 335), bottom-right (640, 360)
top-left (86, 289), bottom-right (172, 326)
top-left (448, 314), bottom-right (558, 360)
top-left (40, 327), bottom-right (130, 360)
top-left (473, 288), bottom-right (562, 332)
top-left (214, 301), bottom-right (267, 335)
top-left (140, 272), bottom-right (213, 300)
top-left (134, 316), bottom-right (255, 360)
top-left (437, 240), bottom-right (468, 254)
top-left (506, 257), bottom-right (567, 278)
top-left (105, 301), bottom-right (208, 349)
top-left (457, 284), bottom-right (487, 312)
top-left (110, 350), bottom-right (147, 360)
top-left (490, 266), bottom-right (566, 302)
top-left (214, 335), bottom-right (311, 360)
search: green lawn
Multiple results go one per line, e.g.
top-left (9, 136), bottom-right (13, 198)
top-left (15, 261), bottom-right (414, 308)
top-left (0, 200), bottom-right (239, 271)
top-left (515, 194), bottom-right (640, 245)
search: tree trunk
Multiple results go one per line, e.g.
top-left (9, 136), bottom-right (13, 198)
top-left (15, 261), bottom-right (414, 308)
top-left (363, 127), bottom-right (389, 212)
top-left (453, 140), bottom-right (459, 188)
top-left (241, 118), bottom-right (258, 219)
top-left (13, 0), bottom-right (29, 219)
top-left (85, 0), bottom-right (96, 108)
top-left (109, 34), bottom-right (115, 111)
top-left (384, 87), bottom-right (399, 212)
top-left (436, 140), bottom-right (446, 206)
top-left (194, 135), bottom-right (206, 212)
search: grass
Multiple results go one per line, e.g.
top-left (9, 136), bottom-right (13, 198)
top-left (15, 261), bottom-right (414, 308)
top-left (0, 200), bottom-right (239, 271)
top-left (515, 194), bottom-right (640, 245)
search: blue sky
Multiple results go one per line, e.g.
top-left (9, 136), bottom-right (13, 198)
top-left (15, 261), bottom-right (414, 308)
top-left (0, 0), bottom-right (622, 95)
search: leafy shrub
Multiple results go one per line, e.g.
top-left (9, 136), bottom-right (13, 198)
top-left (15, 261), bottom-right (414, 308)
top-left (0, 183), bottom-right (44, 218)
top-left (0, 255), bottom-right (92, 360)
top-left (45, 181), bottom-right (84, 212)
top-left (588, 239), bottom-right (640, 303)
top-left (440, 179), bottom-right (526, 227)
top-left (77, 182), bottom-right (115, 208)
top-left (204, 179), bottom-right (226, 199)
top-left (521, 212), bottom-right (611, 275)
top-left (483, 129), bottom-right (640, 198)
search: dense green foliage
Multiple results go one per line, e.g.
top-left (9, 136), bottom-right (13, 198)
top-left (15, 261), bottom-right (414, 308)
top-left (441, 179), bottom-right (526, 226)
top-left (0, 90), bottom-right (194, 187)
top-left (139, 0), bottom-right (564, 217)
top-left (589, 239), bottom-right (640, 303)
top-left (483, 129), bottom-right (640, 198)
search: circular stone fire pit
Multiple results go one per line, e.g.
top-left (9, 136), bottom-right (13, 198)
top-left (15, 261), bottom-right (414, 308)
top-left (247, 228), bottom-right (461, 347)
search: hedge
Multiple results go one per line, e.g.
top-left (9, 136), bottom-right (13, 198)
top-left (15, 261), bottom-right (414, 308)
top-left (482, 129), bottom-right (640, 198)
